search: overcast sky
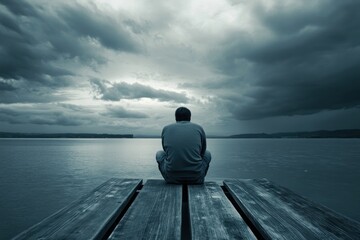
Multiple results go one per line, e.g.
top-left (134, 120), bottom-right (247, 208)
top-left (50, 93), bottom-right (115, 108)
top-left (0, 0), bottom-right (360, 136)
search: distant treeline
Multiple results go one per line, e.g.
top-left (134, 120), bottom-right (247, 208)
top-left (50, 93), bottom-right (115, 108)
top-left (228, 129), bottom-right (360, 138)
top-left (0, 132), bottom-right (133, 138)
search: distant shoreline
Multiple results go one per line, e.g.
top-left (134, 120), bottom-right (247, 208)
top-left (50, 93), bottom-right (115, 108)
top-left (228, 129), bottom-right (360, 138)
top-left (0, 132), bottom-right (133, 138)
top-left (1, 129), bottom-right (360, 138)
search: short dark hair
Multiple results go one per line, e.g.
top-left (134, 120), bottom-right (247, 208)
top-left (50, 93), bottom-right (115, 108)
top-left (175, 107), bottom-right (191, 121)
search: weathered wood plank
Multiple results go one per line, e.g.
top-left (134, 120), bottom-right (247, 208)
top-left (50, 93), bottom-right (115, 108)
top-left (188, 182), bottom-right (256, 239)
top-left (109, 180), bottom-right (182, 240)
top-left (224, 179), bottom-right (360, 240)
top-left (13, 178), bottom-right (142, 240)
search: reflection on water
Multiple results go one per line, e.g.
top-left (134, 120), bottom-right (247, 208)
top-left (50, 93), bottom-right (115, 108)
top-left (0, 138), bottom-right (359, 239)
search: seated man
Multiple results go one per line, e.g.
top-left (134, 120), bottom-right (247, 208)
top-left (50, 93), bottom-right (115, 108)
top-left (156, 107), bottom-right (211, 184)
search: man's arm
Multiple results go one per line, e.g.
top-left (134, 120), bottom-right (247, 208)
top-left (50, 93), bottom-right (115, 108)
top-left (161, 127), bottom-right (166, 151)
top-left (200, 127), bottom-right (207, 157)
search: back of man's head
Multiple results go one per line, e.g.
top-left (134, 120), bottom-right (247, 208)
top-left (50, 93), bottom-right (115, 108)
top-left (175, 107), bottom-right (191, 122)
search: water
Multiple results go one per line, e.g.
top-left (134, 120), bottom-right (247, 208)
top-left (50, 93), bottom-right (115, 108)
top-left (0, 138), bottom-right (359, 239)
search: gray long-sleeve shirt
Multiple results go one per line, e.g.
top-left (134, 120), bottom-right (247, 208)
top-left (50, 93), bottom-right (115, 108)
top-left (161, 121), bottom-right (207, 174)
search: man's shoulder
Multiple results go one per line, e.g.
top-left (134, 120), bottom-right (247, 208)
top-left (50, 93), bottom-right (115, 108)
top-left (162, 123), bottom-right (176, 134)
top-left (163, 123), bottom-right (177, 129)
top-left (190, 122), bottom-right (203, 129)
top-left (188, 122), bottom-right (205, 132)
top-left (164, 122), bottom-right (204, 130)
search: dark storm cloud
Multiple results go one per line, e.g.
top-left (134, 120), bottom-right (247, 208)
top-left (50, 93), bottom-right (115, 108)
top-left (0, 81), bottom-right (16, 91)
top-left (0, 0), bottom-right (37, 16)
top-left (216, 0), bottom-right (360, 120)
top-left (105, 106), bottom-right (149, 119)
top-left (0, 82), bottom-right (70, 103)
top-left (0, 0), bottom-right (139, 102)
top-left (58, 3), bottom-right (139, 52)
top-left (0, 106), bottom-right (93, 126)
top-left (57, 103), bottom-right (88, 112)
top-left (91, 78), bottom-right (189, 103)
top-left (0, 2), bottom-right (72, 85)
top-left (247, 1), bottom-right (360, 64)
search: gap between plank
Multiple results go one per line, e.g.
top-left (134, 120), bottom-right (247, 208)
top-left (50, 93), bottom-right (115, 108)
top-left (101, 184), bottom-right (143, 240)
top-left (181, 184), bottom-right (192, 240)
top-left (221, 185), bottom-right (265, 240)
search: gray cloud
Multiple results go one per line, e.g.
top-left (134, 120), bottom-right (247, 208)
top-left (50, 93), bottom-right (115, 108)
top-left (0, 103), bottom-right (150, 129)
top-left (0, 2), bottom-right (72, 85)
top-left (0, 82), bottom-right (71, 103)
top-left (56, 103), bottom-right (88, 112)
top-left (213, 0), bottom-right (360, 120)
top-left (247, 1), bottom-right (360, 64)
top-left (105, 106), bottom-right (149, 119)
top-left (0, 80), bottom-right (16, 91)
top-left (0, 0), bottom-right (37, 17)
top-left (58, 3), bottom-right (139, 52)
top-left (0, 0), bottom-right (140, 103)
top-left (0, 106), bottom-right (93, 126)
top-left (91, 78), bottom-right (189, 103)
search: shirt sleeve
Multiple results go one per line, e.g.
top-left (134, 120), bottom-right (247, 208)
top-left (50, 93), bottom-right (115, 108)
top-left (200, 127), bottom-right (207, 156)
top-left (161, 127), bottom-right (166, 151)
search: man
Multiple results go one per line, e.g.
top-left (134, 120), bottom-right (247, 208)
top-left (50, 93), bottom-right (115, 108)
top-left (156, 107), bottom-right (211, 184)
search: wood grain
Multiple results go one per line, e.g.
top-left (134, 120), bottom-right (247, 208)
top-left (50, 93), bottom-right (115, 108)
top-left (224, 179), bottom-right (360, 240)
top-left (109, 180), bottom-right (182, 240)
top-left (188, 182), bottom-right (256, 239)
top-left (13, 178), bottom-right (142, 240)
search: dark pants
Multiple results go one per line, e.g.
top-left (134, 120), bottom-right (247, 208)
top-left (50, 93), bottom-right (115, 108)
top-left (156, 150), bottom-right (211, 184)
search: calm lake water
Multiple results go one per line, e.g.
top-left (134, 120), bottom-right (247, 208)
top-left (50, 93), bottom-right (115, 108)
top-left (0, 138), bottom-right (359, 239)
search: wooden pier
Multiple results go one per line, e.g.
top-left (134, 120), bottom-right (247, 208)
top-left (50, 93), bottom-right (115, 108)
top-left (13, 178), bottom-right (360, 240)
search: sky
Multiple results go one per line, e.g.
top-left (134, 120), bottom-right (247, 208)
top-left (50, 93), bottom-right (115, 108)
top-left (0, 0), bottom-right (360, 136)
